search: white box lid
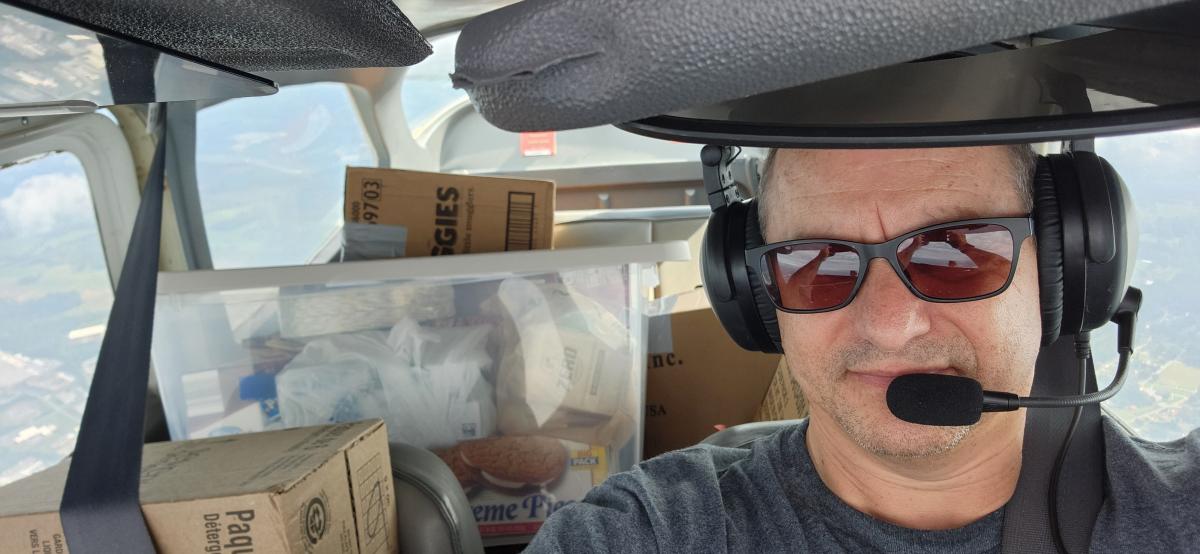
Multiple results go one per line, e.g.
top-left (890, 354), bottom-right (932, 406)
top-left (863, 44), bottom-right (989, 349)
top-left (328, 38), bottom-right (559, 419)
top-left (159, 241), bottom-right (690, 294)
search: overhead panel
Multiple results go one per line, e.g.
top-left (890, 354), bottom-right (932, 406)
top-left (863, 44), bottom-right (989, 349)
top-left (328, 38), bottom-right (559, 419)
top-left (451, 0), bottom-right (1200, 146)
top-left (11, 0), bottom-right (431, 71)
top-left (0, 2), bottom-right (275, 113)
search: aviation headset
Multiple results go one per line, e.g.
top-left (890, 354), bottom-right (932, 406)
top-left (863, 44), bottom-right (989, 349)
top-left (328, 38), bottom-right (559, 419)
top-left (699, 145), bottom-right (1137, 354)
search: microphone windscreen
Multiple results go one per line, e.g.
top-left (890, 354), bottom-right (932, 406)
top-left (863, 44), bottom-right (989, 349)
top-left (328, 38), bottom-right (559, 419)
top-left (886, 373), bottom-right (984, 426)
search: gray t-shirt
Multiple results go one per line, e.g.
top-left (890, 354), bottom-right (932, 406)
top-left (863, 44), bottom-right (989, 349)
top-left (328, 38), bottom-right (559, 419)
top-left (524, 417), bottom-right (1200, 553)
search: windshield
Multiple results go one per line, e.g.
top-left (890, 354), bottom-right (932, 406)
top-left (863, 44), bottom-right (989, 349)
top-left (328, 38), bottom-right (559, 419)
top-left (1093, 126), bottom-right (1200, 442)
top-left (402, 32), bottom-right (467, 133)
top-left (195, 82), bottom-right (379, 269)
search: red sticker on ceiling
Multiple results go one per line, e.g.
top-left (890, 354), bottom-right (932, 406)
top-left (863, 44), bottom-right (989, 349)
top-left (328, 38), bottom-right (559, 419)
top-left (520, 131), bottom-right (557, 157)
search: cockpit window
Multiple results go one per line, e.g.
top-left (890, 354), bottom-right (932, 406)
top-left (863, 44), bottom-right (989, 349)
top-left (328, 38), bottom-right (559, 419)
top-left (402, 32), bottom-right (467, 135)
top-left (0, 151), bottom-right (110, 486)
top-left (196, 82), bottom-right (379, 269)
top-left (1093, 126), bottom-right (1200, 441)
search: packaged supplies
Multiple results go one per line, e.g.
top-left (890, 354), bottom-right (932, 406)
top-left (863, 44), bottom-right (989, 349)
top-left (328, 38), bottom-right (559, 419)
top-left (0, 421), bottom-right (396, 553)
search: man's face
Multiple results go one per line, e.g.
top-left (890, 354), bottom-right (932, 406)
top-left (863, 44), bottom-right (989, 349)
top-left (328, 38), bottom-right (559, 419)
top-left (762, 147), bottom-right (1042, 458)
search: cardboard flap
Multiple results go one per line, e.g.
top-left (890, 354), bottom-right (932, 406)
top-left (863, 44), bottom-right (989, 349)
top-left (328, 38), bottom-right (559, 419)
top-left (0, 461), bottom-right (69, 517)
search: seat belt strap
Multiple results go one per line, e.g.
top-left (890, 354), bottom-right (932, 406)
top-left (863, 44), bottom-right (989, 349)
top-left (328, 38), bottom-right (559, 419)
top-left (58, 107), bottom-right (167, 553)
top-left (1001, 336), bottom-right (1106, 554)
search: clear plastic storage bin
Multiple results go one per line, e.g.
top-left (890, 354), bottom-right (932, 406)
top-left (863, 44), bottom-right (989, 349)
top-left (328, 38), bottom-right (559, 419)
top-left (151, 242), bottom-right (688, 540)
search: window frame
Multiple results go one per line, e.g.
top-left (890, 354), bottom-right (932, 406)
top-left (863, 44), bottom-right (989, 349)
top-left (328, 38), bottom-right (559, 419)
top-left (0, 114), bottom-right (140, 285)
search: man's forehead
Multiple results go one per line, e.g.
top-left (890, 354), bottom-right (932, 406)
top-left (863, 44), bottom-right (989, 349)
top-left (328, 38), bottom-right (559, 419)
top-left (763, 147), bottom-right (1022, 242)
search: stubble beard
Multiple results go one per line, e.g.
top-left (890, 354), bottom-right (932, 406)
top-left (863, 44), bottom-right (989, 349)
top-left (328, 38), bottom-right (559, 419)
top-left (828, 401), bottom-right (973, 459)
top-left (803, 337), bottom-right (982, 459)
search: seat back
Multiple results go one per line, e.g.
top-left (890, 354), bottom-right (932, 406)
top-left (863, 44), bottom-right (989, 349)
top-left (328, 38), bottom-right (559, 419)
top-left (702, 420), bottom-right (800, 449)
top-left (389, 443), bottom-right (484, 554)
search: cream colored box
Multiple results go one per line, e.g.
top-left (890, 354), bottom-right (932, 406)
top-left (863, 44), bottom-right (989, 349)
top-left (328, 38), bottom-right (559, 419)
top-left (755, 357), bottom-right (810, 422)
top-left (553, 207), bottom-right (708, 299)
top-left (643, 289), bottom-right (781, 458)
top-left (345, 167), bottom-right (555, 257)
top-left (0, 420), bottom-right (396, 554)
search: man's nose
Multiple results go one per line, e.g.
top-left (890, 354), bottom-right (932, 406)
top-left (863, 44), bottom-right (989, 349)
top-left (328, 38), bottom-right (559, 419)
top-left (849, 258), bottom-right (932, 352)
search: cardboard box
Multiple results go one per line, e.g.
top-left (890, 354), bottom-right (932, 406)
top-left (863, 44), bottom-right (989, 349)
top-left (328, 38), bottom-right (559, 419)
top-left (345, 167), bottom-right (554, 258)
top-left (553, 208), bottom-right (708, 299)
top-left (652, 217), bottom-right (706, 298)
top-left (642, 290), bottom-right (782, 458)
top-left (435, 436), bottom-right (608, 539)
top-left (0, 420), bottom-right (397, 554)
top-left (755, 357), bottom-right (809, 422)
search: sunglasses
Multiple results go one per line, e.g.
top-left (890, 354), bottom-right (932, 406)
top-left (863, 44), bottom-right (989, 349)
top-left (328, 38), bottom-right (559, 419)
top-left (746, 216), bottom-right (1034, 313)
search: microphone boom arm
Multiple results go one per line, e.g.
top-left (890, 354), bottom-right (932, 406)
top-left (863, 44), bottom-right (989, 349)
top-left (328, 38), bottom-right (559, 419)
top-left (983, 287), bottom-right (1142, 413)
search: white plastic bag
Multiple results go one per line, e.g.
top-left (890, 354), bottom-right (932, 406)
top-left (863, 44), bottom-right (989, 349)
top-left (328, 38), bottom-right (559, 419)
top-left (275, 317), bottom-right (496, 449)
top-left (380, 318), bottom-right (497, 448)
top-left (487, 278), bottom-right (637, 446)
top-left (275, 331), bottom-right (395, 427)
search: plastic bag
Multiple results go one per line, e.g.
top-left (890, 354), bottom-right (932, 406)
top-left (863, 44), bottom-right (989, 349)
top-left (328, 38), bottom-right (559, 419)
top-left (341, 221), bottom-right (408, 261)
top-left (487, 278), bottom-right (637, 447)
top-left (275, 317), bottom-right (496, 449)
top-left (381, 318), bottom-right (497, 448)
top-left (275, 331), bottom-right (395, 426)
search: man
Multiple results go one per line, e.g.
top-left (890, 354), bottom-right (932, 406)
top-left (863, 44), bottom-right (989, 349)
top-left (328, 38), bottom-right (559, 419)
top-left (524, 145), bottom-right (1200, 553)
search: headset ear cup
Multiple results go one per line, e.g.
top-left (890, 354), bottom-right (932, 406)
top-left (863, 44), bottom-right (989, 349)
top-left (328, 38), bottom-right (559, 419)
top-left (743, 201), bottom-right (783, 353)
top-left (700, 201), bottom-right (780, 353)
top-left (1072, 151), bottom-right (1136, 330)
top-left (1033, 156), bottom-right (1065, 346)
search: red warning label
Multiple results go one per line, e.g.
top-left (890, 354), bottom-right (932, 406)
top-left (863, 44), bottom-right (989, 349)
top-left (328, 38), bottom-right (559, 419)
top-left (519, 131), bottom-right (557, 157)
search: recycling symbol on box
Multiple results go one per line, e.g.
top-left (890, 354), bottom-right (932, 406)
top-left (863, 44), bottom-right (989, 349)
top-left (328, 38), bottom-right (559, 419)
top-left (305, 495), bottom-right (328, 545)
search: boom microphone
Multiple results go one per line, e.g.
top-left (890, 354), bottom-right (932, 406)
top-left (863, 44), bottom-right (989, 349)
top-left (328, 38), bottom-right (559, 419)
top-left (887, 373), bottom-right (1028, 426)
top-left (886, 288), bottom-right (1142, 426)
top-left (885, 346), bottom-right (1141, 426)
top-left (887, 374), bottom-right (985, 426)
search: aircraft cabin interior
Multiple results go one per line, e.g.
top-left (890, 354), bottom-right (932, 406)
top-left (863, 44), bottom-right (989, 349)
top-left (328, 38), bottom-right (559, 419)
top-left (0, 0), bottom-right (1199, 553)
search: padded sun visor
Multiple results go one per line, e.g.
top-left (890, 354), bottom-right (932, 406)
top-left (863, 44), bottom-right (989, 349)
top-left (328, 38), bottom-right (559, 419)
top-left (451, 0), bottom-right (1184, 132)
top-left (13, 0), bottom-right (432, 71)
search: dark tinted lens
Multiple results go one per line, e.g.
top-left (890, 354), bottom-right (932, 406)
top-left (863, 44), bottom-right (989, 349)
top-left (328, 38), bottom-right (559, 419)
top-left (765, 243), bottom-right (861, 310)
top-left (898, 224), bottom-right (1015, 300)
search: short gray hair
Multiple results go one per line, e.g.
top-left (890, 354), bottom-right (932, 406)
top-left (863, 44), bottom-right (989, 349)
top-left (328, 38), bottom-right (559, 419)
top-left (757, 145), bottom-right (1038, 238)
